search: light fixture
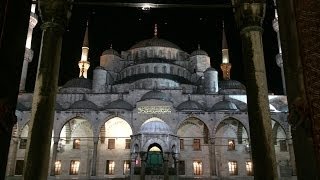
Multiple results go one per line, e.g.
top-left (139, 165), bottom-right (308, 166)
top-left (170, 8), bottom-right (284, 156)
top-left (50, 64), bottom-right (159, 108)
top-left (141, 3), bottom-right (151, 10)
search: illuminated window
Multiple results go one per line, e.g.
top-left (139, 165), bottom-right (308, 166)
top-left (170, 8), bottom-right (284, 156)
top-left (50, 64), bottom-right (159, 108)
top-left (70, 160), bottom-right (80, 175)
top-left (106, 160), bottom-right (115, 175)
top-left (179, 161), bottom-right (185, 175)
top-left (193, 139), bottom-right (201, 151)
top-left (228, 140), bottom-right (235, 151)
top-left (73, 139), bottom-right (80, 149)
top-left (108, 139), bottom-right (115, 149)
top-left (180, 139), bottom-right (184, 150)
top-left (123, 160), bottom-right (130, 175)
top-left (193, 161), bottom-right (202, 175)
top-left (246, 161), bottom-right (253, 176)
top-left (280, 140), bottom-right (288, 152)
top-left (19, 138), bottom-right (27, 149)
top-left (125, 139), bottom-right (131, 149)
top-left (15, 160), bottom-right (24, 175)
top-left (228, 161), bottom-right (238, 175)
top-left (55, 160), bottom-right (62, 175)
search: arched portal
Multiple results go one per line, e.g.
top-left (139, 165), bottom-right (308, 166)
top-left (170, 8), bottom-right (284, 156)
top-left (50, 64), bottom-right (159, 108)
top-left (146, 143), bottom-right (163, 175)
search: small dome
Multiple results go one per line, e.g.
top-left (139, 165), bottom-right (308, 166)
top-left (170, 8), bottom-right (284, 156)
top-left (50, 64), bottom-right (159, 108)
top-left (204, 67), bottom-right (217, 72)
top-left (62, 77), bottom-right (92, 89)
top-left (219, 80), bottom-right (246, 90)
top-left (177, 100), bottom-right (204, 111)
top-left (16, 102), bottom-right (29, 111)
top-left (190, 49), bottom-right (208, 56)
top-left (210, 100), bottom-right (239, 111)
top-left (140, 90), bottom-right (171, 102)
top-left (105, 99), bottom-right (133, 110)
top-left (130, 37), bottom-right (181, 50)
top-left (102, 48), bottom-right (120, 57)
top-left (69, 99), bottom-right (98, 110)
top-left (140, 118), bottom-right (172, 134)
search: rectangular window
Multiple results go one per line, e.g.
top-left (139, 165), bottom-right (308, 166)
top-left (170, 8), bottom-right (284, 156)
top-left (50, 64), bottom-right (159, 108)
top-left (15, 160), bottom-right (24, 175)
top-left (193, 139), bottom-right (201, 151)
top-left (228, 161), bottom-right (238, 175)
top-left (180, 139), bottom-right (184, 150)
top-left (280, 140), bottom-right (288, 152)
top-left (193, 161), bottom-right (202, 175)
top-left (125, 139), bottom-right (131, 149)
top-left (70, 160), bottom-right (80, 175)
top-left (19, 138), bottom-right (27, 149)
top-left (228, 140), bottom-right (235, 151)
top-left (106, 160), bottom-right (115, 175)
top-left (55, 160), bottom-right (62, 175)
top-left (178, 161), bottom-right (185, 175)
top-left (108, 139), bottom-right (115, 149)
top-left (246, 161), bottom-right (253, 176)
top-left (123, 160), bottom-right (130, 175)
top-left (73, 139), bottom-right (80, 149)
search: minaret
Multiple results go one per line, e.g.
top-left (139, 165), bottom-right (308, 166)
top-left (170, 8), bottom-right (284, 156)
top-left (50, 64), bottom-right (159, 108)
top-left (19, 1), bottom-right (38, 92)
top-left (220, 22), bottom-right (232, 80)
top-left (273, 0), bottom-right (286, 94)
top-left (78, 21), bottom-right (90, 78)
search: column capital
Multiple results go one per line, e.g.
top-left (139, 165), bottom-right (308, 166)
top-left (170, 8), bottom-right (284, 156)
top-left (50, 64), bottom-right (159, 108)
top-left (39, 0), bottom-right (73, 32)
top-left (232, 1), bottom-right (266, 33)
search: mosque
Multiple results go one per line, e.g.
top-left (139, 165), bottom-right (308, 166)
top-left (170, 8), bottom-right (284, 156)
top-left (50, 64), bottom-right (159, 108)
top-left (5, 5), bottom-right (294, 180)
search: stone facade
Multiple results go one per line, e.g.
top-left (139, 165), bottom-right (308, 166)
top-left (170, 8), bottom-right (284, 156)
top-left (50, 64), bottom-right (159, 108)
top-left (6, 35), bottom-right (294, 179)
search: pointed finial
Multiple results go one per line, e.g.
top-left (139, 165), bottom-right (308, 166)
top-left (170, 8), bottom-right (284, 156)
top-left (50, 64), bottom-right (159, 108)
top-left (198, 43), bottom-right (201, 50)
top-left (222, 21), bottom-right (228, 50)
top-left (118, 93), bottom-right (123, 100)
top-left (83, 20), bottom-right (89, 47)
top-left (110, 43), bottom-right (113, 49)
top-left (154, 24), bottom-right (158, 37)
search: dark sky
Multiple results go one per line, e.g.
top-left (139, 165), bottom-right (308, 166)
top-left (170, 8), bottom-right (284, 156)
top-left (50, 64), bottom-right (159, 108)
top-left (26, 1), bottom-right (283, 94)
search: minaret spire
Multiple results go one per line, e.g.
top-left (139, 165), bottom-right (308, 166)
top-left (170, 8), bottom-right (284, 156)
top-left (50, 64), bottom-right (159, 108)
top-left (78, 20), bottom-right (90, 78)
top-left (154, 23), bottom-right (158, 37)
top-left (220, 21), bottom-right (232, 80)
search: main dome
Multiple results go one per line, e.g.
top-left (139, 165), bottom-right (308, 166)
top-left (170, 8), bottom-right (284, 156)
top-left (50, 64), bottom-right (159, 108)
top-left (130, 37), bottom-right (181, 50)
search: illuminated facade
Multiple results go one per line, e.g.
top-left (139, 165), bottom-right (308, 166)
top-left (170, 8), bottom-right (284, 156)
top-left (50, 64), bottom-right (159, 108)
top-left (6, 25), bottom-right (295, 180)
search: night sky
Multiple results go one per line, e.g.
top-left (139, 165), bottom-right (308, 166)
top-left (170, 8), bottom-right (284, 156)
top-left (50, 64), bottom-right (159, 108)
top-left (26, 1), bottom-right (283, 94)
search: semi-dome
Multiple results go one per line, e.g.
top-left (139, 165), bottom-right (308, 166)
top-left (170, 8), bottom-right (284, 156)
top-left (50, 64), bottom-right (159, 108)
top-left (176, 100), bottom-right (204, 111)
top-left (140, 118), bottom-right (172, 134)
top-left (69, 99), bottom-right (98, 110)
top-left (219, 80), bottom-right (246, 90)
top-left (190, 49), bottom-right (208, 56)
top-left (102, 48), bottom-right (120, 57)
top-left (210, 100), bottom-right (239, 111)
top-left (62, 77), bottom-right (92, 89)
top-left (130, 37), bottom-right (181, 50)
top-left (140, 90), bottom-right (171, 102)
top-left (105, 99), bottom-right (133, 110)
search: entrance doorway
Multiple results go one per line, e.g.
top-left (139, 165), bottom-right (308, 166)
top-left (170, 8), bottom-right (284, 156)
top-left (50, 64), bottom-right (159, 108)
top-left (146, 144), bottom-right (163, 175)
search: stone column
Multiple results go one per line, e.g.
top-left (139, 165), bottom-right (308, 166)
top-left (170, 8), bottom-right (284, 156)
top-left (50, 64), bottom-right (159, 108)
top-left (140, 152), bottom-right (147, 180)
top-left (8, 136), bottom-right (19, 176)
top-left (287, 138), bottom-right (296, 175)
top-left (233, 1), bottom-right (278, 179)
top-left (275, 0), bottom-right (319, 178)
top-left (0, 0), bottom-right (31, 178)
top-left (91, 138), bottom-right (98, 176)
top-left (209, 138), bottom-right (216, 176)
top-left (174, 157), bottom-right (179, 180)
top-left (23, 0), bottom-right (73, 179)
top-left (130, 153), bottom-right (137, 180)
top-left (50, 137), bottom-right (59, 176)
top-left (163, 152), bottom-right (169, 180)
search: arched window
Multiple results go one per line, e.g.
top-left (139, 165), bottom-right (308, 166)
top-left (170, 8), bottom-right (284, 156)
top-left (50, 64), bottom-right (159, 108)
top-left (163, 66), bottom-right (167, 74)
top-left (145, 66), bottom-right (149, 73)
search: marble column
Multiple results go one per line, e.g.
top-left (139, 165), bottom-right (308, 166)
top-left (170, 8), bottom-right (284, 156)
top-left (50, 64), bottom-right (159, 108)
top-left (8, 136), bottom-right (19, 176)
top-left (50, 137), bottom-right (59, 176)
top-left (140, 152), bottom-right (146, 180)
top-left (275, 0), bottom-right (319, 178)
top-left (130, 153), bottom-right (137, 180)
top-left (91, 138), bottom-right (98, 176)
top-left (233, 1), bottom-right (278, 179)
top-left (209, 138), bottom-right (216, 176)
top-left (23, 0), bottom-right (73, 179)
top-left (163, 152), bottom-right (169, 180)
